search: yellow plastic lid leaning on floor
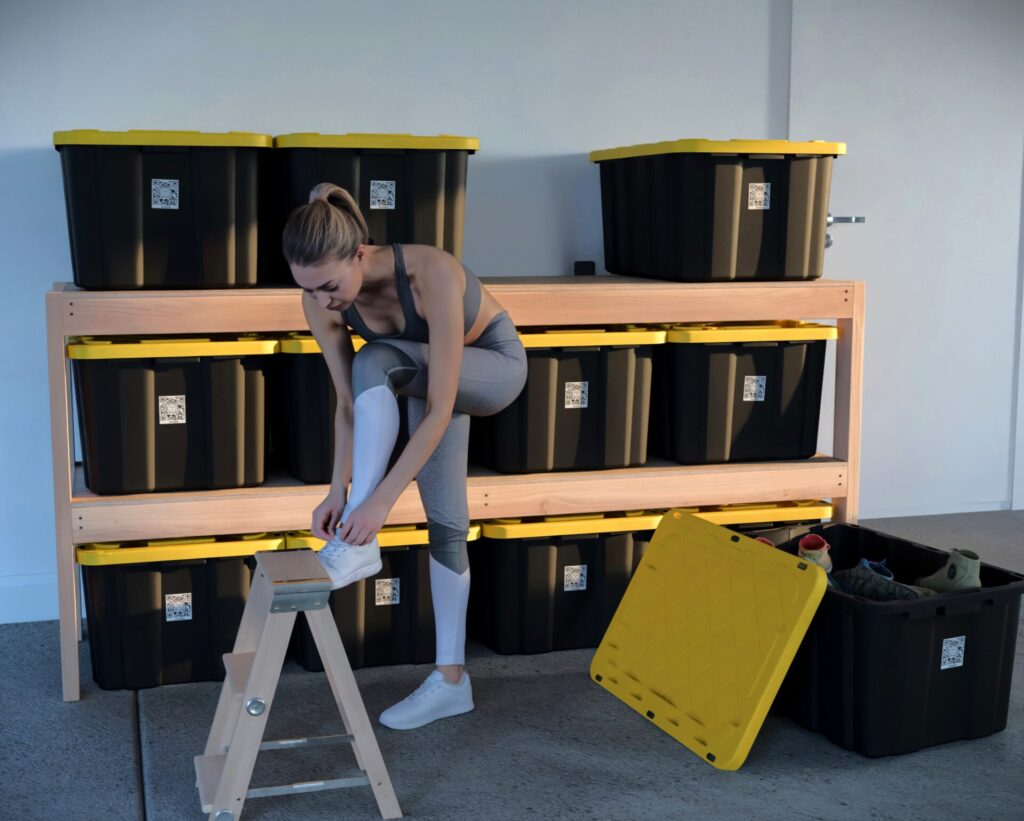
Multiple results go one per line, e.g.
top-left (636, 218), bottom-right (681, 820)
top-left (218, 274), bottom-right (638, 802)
top-left (589, 138), bottom-right (846, 163)
top-left (53, 130), bottom-right (273, 148)
top-left (67, 336), bottom-right (279, 359)
top-left (518, 328), bottom-right (666, 350)
top-left (76, 534), bottom-right (287, 566)
top-left (590, 510), bottom-right (826, 770)
top-left (665, 321), bottom-right (837, 344)
top-left (274, 133), bottom-right (480, 151)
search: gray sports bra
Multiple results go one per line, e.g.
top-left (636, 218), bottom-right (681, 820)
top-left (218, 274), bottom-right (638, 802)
top-left (342, 244), bottom-right (481, 343)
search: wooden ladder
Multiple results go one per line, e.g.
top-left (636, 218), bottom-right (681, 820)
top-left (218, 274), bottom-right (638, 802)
top-left (194, 549), bottom-right (402, 820)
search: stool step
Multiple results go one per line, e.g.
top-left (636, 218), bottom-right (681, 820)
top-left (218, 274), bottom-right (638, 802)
top-left (195, 751), bottom-right (370, 813)
top-left (195, 753), bottom-right (225, 814)
top-left (223, 652), bottom-right (255, 697)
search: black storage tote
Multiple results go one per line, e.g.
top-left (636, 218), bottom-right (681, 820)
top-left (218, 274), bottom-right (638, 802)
top-left (651, 322), bottom-right (835, 464)
top-left (287, 525), bottom-right (481, 671)
top-left (70, 336), bottom-right (274, 494)
top-left (590, 138), bottom-right (845, 281)
top-left (77, 534), bottom-right (286, 690)
top-left (263, 132), bottom-right (478, 285)
top-left (53, 129), bottom-right (272, 289)
top-left (768, 523), bottom-right (1024, 757)
top-left (468, 513), bottom-right (661, 654)
top-left (471, 328), bottom-right (661, 473)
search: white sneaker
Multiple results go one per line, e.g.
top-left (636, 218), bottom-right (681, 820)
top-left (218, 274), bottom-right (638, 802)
top-left (316, 536), bottom-right (381, 590)
top-left (379, 670), bottom-right (474, 730)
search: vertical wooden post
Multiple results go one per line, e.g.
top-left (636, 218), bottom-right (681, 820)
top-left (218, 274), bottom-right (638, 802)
top-left (46, 290), bottom-right (79, 701)
top-left (833, 281), bottom-right (865, 523)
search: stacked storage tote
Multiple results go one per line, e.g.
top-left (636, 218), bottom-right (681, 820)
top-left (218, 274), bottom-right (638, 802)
top-left (650, 322), bottom-right (837, 464)
top-left (471, 328), bottom-right (662, 473)
top-left (589, 138), bottom-right (846, 281)
top-left (69, 336), bottom-right (274, 494)
top-left (53, 129), bottom-right (272, 289)
top-left (77, 533), bottom-right (289, 689)
top-left (264, 133), bottom-right (479, 285)
top-left (286, 525), bottom-right (482, 671)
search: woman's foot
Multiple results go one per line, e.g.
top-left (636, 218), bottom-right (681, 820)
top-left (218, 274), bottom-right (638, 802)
top-left (379, 669), bottom-right (474, 730)
top-left (316, 536), bottom-right (381, 590)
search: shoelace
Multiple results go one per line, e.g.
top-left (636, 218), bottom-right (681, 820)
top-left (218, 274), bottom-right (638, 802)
top-left (320, 540), bottom-right (349, 560)
top-left (408, 679), bottom-right (445, 702)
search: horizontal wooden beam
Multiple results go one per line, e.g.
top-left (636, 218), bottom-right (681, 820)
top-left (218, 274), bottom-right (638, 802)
top-left (71, 458), bottom-right (847, 543)
top-left (52, 277), bottom-right (857, 336)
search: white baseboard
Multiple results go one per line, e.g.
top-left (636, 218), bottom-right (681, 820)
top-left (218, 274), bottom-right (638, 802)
top-left (857, 500), bottom-right (1011, 521)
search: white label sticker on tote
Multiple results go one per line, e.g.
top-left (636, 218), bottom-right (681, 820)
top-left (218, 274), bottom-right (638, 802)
top-left (159, 395), bottom-right (187, 424)
top-left (369, 180), bottom-right (396, 209)
top-left (375, 578), bottom-right (400, 606)
top-left (165, 592), bottom-right (192, 622)
top-left (941, 636), bottom-right (966, 670)
top-left (152, 178), bottom-right (180, 209)
top-left (748, 182), bottom-right (771, 210)
top-left (564, 564), bottom-right (587, 592)
top-left (564, 381), bottom-right (589, 409)
top-left (743, 376), bottom-right (767, 402)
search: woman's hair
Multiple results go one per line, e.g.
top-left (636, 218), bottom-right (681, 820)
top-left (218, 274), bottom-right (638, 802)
top-left (281, 182), bottom-right (370, 266)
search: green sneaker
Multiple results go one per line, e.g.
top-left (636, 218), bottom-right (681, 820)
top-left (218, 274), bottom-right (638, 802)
top-left (914, 548), bottom-right (981, 593)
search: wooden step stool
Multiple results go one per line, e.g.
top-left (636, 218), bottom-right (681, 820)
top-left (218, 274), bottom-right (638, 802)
top-left (194, 549), bottom-right (402, 820)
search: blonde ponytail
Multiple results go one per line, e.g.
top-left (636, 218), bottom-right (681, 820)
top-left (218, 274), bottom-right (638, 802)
top-left (282, 183), bottom-right (369, 266)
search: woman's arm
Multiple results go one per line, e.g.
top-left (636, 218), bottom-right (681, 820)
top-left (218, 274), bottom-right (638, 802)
top-left (303, 292), bottom-right (357, 538)
top-left (337, 257), bottom-right (464, 544)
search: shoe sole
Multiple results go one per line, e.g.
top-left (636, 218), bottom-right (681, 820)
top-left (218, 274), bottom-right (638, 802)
top-left (329, 559), bottom-right (383, 590)
top-left (379, 701), bottom-right (475, 731)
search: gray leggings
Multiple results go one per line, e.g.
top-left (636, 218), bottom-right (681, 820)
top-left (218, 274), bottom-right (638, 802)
top-left (350, 311), bottom-right (527, 571)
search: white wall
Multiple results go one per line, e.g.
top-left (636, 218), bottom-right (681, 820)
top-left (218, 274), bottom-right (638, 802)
top-left (793, 0), bottom-right (1024, 516)
top-left (0, 0), bottom-right (1021, 622)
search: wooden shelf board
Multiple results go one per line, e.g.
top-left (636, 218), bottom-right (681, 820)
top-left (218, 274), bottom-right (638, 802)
top-left (51, 278), bottom-right (858, 336)
top-left (70, 457), bottom-right (848, 543)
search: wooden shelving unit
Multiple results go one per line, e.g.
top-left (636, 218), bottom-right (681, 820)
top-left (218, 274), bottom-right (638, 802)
top-left (47, 276), bottom-right (865, 701)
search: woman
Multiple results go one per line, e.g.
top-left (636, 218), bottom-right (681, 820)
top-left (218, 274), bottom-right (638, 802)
top-left (282, 183), bottom-right (527, 731)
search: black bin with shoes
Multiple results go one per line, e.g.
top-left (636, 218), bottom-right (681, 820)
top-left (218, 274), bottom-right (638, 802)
top-left (77, 534), bottom-right (285, 690)
top-left (762, 523), bottom-right (1024, 757)
top-left (287, 526), bottom-right (480, 671)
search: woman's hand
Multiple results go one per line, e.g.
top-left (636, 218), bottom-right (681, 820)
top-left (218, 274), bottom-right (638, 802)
top-left (336, 494), bottom-right (389, 545)
top-left (311, 489), bottom-right (347, 542)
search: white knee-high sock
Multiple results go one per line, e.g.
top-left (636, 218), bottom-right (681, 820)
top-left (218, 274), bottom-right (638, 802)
top-left (430, 555), bottom-right (470, 665)
top-left (341, 385), bottom-right (400, 527)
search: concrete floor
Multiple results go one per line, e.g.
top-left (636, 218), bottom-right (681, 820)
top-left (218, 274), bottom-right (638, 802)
top-left (2, 511), bottom-right (1023, 820)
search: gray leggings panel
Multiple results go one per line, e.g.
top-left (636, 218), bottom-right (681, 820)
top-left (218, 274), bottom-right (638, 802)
top-left (348, 313), bottom-right (527, 572)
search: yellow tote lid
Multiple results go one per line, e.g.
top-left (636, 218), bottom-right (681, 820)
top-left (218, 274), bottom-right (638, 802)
top-left (518, 328), bottom-right (666, 349)
top-left (665, 321), bottom-right (837, 344)
top-left (482, 513), bottom-right (664, 539)
top-left (53, 129), bottom-right (273, 148)
top-left (286, 525), bottom-right (482, 550)
top-left (68, 336), bottom-right (278, 360)
top-left (279, 333), bottom-right (366, 353)
top-left (591, 510), bottom-right (826, 770)
top-left (76, 534), bottom-right (287, 565)
top-left (590, 138), bottom-right (846, 162)
top-left (274, 133), bottom-right (480, 151)
top-left (696, 501), bottom-right (833, 526)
